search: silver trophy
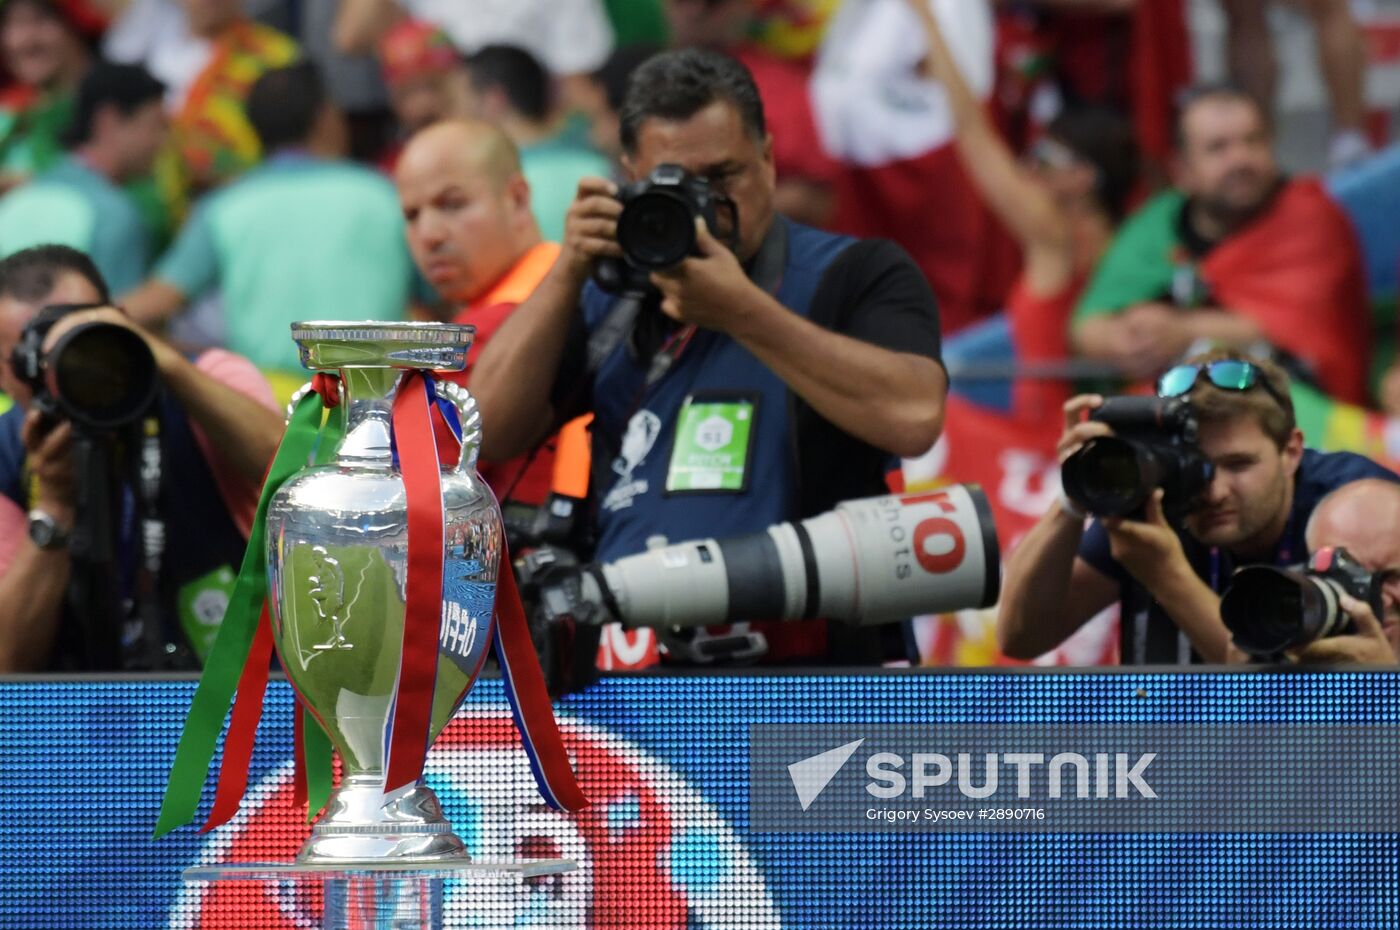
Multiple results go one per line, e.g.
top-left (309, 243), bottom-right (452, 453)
top-left (265, 321), bottom-right (498, 864)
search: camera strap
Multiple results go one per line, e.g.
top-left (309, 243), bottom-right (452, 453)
top-left (584, 217), bottom-right (789, 385)
top-left (123, 408), bottom-right (167, 668)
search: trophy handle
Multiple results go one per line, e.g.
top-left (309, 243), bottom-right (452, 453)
top-left (433, 379), bottom-right (482, 472)
top-left (283, 377), bottom-right (481, 471)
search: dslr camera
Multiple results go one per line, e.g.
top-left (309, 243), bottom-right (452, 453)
top-left (9, 304), bottom-right (158, 431)
top-left (1221, 547), bottom-right (1389, 659)
top-left (593, 163), bottom-right (739, 297)
top-left (1060, 396), bottom-right (1214, 521)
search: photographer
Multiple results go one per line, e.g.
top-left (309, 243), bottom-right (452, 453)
top-left (469, 49), bottom-right (946, 665)
top-left (0, 245), bottom-right (283, 672)
top-left (1286, 479), bottom-right (1400, 665)
top-left (997, 349), bottom-right (1398, 665)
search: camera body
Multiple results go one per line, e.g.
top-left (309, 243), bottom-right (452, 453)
top-left (1060, 396), bottom-right (1214, 521)
top-left (9, 304), bottom-right (158, 431)
top-left (505, 493), bottom-right (605, 696)
top-left (1221, 546), bottom-right (1386, 659)
top-left (593, 163), bottom-right (740, 297)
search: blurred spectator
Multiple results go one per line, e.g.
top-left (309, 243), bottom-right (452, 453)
top-left (285, 0), bottom-right (395, 164)
top-left (0, 244), bottom-right (281, 671)
top-left (602, 0), bottom-right (668, 47)
top-left (375, 18), bottom-right (462, 169)
top-left (1072, 85), bottom-right (1370, 405)
top-left (1004, 0), bottom-right (1192, 178)
top-left (1383, 362), bottom-right (1400, 417)
top-left (0, 0), bottom-right (91, 189)
top-left (908, 0), bottom-right (1137, 422)
top-left (461, 45), bottom-right (611, 244)
top-left (577, 43), bottom-right (661, 170)
top-left (104, 0), bottom-right (298, 202)
top-left (123, 62), bottom-right (410, 394)
top-left (813, 0), bottom-right (1017, 334)
top-left (665, 0), bottom-right (838, 228)
top-left (395, 119), bottom-right (560, 504)
top-left (0, 62), bottom-right (166, 294)
top-left (1219, 0), bottom-right (1372, 169)
top-left (333, 0), bottom-right (614, 110)
top-left (749, 0), bottom-right (838, 59)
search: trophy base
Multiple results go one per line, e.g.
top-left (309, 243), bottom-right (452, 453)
top-left (298, 775), bottom-right (470, 864)
top-left (182, 860), bottom-right (579, 930)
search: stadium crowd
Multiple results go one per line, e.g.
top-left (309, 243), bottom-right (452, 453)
top-left (1, 0), bottom-right (1399, 674)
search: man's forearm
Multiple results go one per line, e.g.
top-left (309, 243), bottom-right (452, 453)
top-left (156, 348), bottom-right (282, 485)
top-left (121, 279), bottom-right (187, 328)
top-left (0, 545), bottom-right (68, 672)
top-left (1139, 562), bottom-right (1232, 663)
top-left (727, 292), bottom-right (944, 459)
top-left (469, 261), bottom-right (585, 462)
top-left (1070, 315), bottom-right (1122, 361)
top-left (996, 505), bottom-right (1091, 659)
top-left (1185, 308), bottom-right (1264, 347)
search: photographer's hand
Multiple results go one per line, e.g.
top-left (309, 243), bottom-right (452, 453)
top-left (1056, 394), bottom-right (1111, 465)
top-left (1295, 593), bottom-right (1399, 665)
top-left (1105, 489), bottom-right (1233, 663)
top-left (1103, 490), bottom-right (1186, 585)
top-left (651, 218), bottom-right (763, 332)
top-left (21, 410), bottom-right (74, 528)
top-left (0, 412), bottom-right (75, 670)
top-left (560, 177), bottom-right (624, 283)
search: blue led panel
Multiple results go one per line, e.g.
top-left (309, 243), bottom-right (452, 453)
top-left (1, 673), bottom-right (1397, 929)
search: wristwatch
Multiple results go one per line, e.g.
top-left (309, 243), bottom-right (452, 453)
top-left (27, 509), bottom-right (69, 551)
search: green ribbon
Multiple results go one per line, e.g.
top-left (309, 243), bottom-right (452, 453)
top-left (155, 391), bottom-right (342, 838)
top-left (298, 401), bottom-right (344, 820)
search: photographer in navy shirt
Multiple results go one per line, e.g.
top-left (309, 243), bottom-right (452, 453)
top-left (998, 349), bottom-right (1399, 665)
top-left (469, 49), bottom-right (946, 665)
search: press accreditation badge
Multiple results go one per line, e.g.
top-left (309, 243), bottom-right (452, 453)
top-left (665, 393), bottom-right (758, 493)
top-left (177, 564), bottom-right (238, 663)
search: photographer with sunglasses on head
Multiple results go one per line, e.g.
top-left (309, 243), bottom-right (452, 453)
top-left (997, 349), bottom-right (1399, 665)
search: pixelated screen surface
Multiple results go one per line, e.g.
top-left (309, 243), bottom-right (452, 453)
top-left (1, 672), bottom-right (1398, 929)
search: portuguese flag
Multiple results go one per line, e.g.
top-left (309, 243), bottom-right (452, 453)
top-left (1074, 179), bottom-right (1372, 406)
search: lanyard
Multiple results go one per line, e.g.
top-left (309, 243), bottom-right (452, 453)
top-left (122, 410), bottom-right (168, 669)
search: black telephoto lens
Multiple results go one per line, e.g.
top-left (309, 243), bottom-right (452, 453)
top-left (47, 322), bottom-right (159, 430)
top-left (1221, 566), bottom-right (1346, 657)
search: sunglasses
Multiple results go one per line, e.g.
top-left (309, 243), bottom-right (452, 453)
top-left (1157, 359), bottom-right (1290, 409)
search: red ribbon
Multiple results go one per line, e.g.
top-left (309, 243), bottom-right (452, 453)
top-left (311, 372), bottom-right (341, 408)
top-left (200, 605), bottom-right (274, 831)
top-left (384, 372), bottom-right (446, 792)
top-left (492, 553), bottom-right (590, 812)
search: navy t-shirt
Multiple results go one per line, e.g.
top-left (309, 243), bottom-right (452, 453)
top-left (561, 218), bottom-right (943, 564)
top-left (1078, 448), bottom-right (1400, 663)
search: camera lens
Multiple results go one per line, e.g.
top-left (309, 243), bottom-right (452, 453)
top-left (616, 191), bottom-right (696, 270)
top-left (1221, 567), bottom-right (1347, 656)
top-left (47, 322), bottom-right (159, 429)
top-left (1061, 436), bottom-right (1160, 518)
